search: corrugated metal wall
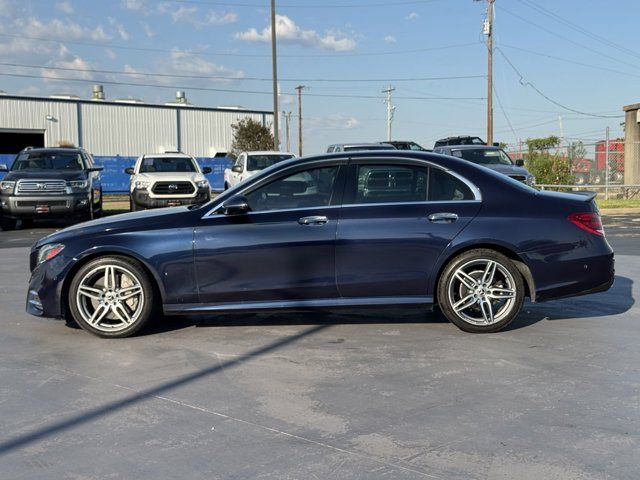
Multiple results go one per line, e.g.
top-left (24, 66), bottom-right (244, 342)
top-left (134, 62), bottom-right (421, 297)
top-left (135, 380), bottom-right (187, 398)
top-left (0, 96), bottom-right (272, 157)
top-left (81, 103), bottom-right (177, 156)
top-left (180, 109), bottom-right (266, 157)
top-left (0, 97), bottom-right (79, 146)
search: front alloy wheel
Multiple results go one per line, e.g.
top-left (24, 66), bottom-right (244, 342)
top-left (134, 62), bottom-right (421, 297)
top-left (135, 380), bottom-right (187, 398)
top-left (438, 249), bottom-right (524, 333)
top-left (68, 256), bottom-right (155, 337)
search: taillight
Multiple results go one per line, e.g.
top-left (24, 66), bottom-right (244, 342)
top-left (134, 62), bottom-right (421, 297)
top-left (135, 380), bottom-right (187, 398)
top-left (568, 212), bottom-right (604, 236)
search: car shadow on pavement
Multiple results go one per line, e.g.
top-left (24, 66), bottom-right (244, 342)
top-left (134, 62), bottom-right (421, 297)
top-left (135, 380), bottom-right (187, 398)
top-left (141, 275), bottom-right (634, 335)
top-left (506, 275), bottom-right (634, 330)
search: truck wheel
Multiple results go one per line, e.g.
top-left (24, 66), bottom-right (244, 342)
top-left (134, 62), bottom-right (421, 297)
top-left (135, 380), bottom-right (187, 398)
top-left (1, 217), bottom-right (17, 231)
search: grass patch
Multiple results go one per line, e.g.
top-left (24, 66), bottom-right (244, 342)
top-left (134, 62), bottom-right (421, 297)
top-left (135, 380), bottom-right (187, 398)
top-left (596, 198), bottom-right (640, 209)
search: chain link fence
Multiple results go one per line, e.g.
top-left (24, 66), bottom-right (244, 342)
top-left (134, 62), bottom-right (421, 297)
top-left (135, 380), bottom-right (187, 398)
top-left (505, 139), bottom-right (640, 199)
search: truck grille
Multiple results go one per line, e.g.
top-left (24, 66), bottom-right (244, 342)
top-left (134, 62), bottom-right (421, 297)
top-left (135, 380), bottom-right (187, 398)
top-left (17, 180), bottom-right (67, 195)
top-left (16, 200), bottom-right (69, 207)
top-left (509, 175), bottom-right (527, 183)
top-left (152, 181), bottom-right (194, 195)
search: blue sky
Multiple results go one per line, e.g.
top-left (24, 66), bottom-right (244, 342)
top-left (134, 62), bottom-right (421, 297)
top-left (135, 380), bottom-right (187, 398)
top-left (0, 0), bottom-right (636, 154)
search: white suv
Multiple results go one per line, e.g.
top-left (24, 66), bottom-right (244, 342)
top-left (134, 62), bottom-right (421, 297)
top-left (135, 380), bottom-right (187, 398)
top-left (224, 151), bottom-right (295, 189)
top-left (125, 153), bottom-right (211, 211)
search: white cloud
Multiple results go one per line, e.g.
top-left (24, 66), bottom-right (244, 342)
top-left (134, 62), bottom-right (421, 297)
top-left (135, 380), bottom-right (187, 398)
top-left (106, 48), bottom-right (117, 60)
top-left (12, 17), bottom-right (112, 42)
top-left (170, 6), bottom-right (237, 28)
top-left (384, 35), bottom-right (396, 44)
top-left (406, 12), bottom-right (419, 20)
top-left (308, 114), bottom-right (360, 130)
top-left (108, 17), bottom-right (131, 41)
top-left (235, 14), bottom-right (356, 52)
top-left (42, 54), bottom-right (94, 82)
top-left (142, 22), bottom-right (155, 38)
top-left (55, 1), bottom-right (74, 14)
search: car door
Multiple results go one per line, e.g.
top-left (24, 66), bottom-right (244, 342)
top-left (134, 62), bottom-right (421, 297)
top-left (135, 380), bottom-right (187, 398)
top-left (335, 159), bottom-right (481, 299)
top-left (193, 160), bottom-right (346, 305)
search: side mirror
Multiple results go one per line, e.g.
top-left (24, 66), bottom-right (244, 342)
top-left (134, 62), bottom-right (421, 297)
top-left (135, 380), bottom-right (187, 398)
top-left (515, 159), bottom-right (525, 167)
top-left (88, 166), bottom-right (104, 172)
top-left (232, 165), bottom-right (243, 173)
top-left (220, 195), bottom-right (250, 215)
top-left (202, 166), bottom-right (212, 174)
top-left (0, 164), bottom-right (8, 172)
top-left (124, 167), bottom-right (135, 175)
top-left (492, 142), bottom-right (500, 147)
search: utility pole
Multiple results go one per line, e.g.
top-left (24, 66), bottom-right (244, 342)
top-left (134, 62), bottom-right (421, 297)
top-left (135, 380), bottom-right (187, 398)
top-left (283, 111), bottom-right (292, 152)
top-left (485, 0), bottom-right (494, 145)
top-left (605, 126), bottom-right (610, 200)
top-left (295, 85), bottom-right (306, 156)
top-left (382, 84), bottom-right (395, 142)
top-left (270, 0), bottom-right (279, 150)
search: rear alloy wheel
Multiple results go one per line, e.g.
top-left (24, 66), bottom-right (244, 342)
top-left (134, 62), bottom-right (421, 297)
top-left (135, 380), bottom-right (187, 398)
top-left (438, 249), bottom-right (524, 333)
top-left (68, 256), bottom-right (155, 338)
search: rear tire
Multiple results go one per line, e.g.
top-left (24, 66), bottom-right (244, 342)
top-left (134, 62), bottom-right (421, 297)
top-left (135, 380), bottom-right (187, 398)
top-left (437, 249), bottom-right (525, 333)
top-left (67, 256), bottom-right (156, 338)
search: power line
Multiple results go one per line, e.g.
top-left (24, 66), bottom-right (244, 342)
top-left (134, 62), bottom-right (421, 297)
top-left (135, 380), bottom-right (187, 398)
top-left (0, 32), bottom-right (479, 59)
top-left (496, 47), bottom-right (623, 119)
top-left (515, 0), bottom-right (640, 62)
top-left (497, 5), bottom-right (640, 71)
top-left (137, 0), bottom-right (442, 8)
top-left (0, 61), bottom-right (485, 83)
top-left (492, 84), bottom-right (516, 139)
top-left (0, 72), bottom-right (485, 100)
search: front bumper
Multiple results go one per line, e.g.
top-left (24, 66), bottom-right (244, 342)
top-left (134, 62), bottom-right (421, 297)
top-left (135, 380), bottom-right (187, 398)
top-left (132, 188), bottom-right (210, 209)
top-left (1, 193), bottom-right (91, 218)
top-left (26, 253), bottom-right (70, 318)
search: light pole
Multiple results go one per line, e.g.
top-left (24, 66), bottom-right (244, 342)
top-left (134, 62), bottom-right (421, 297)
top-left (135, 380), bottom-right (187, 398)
top-left (295, 85), bottom-right (306, 156)
top-left (270, 0), bottom-right (279, 150)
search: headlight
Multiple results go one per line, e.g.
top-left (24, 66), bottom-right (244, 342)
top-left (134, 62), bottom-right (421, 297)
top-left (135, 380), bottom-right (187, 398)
top-left (196, 179), bottom-right (209, 188)
top-left (0, 181), bottom-right (15, 193)
top-left (134, 180), bottom-right (150, 190)
top-left (68, 180), bottom-right (89, 189)
top-left (37, 243), bottom-right (65, 265)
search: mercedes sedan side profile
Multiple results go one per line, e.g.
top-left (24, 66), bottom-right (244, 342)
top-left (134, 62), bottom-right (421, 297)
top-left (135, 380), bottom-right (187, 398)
top-left (26, 151), bottom-right (614, 338)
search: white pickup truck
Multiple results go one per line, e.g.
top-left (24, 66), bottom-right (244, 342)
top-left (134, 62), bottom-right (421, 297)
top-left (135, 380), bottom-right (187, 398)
top-left (125, 153), bottom-right (211, 211)
top-left (223, 151), bottom-right (295, 190)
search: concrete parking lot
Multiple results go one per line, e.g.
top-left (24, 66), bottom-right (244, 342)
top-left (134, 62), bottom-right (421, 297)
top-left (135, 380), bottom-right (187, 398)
top-left (0, 215), bottom-right (638, 479)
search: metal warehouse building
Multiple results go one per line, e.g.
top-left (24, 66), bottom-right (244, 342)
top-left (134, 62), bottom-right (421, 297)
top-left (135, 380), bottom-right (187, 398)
top-left (0, 87), bottom-right (273, 190)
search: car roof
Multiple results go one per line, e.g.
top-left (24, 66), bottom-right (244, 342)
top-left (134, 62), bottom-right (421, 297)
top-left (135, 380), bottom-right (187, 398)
top-left (20, 147), bottom-right (85, 153)
top-left (445, 145), bottom-right (501, 151)
top-left (337, 142), bottom-right (395, 148)
top-left (243, 151), bottom-right (296, 156)
top-left (141, 152), bottom-right (194, 159)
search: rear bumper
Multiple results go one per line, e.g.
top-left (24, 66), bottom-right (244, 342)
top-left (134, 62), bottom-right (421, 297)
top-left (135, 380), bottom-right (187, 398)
top-left (132, 188), bottom-right (210, 209)
top-left (527, 250), bottom-right (615, 302)
top-left (1, 193), bottom-right (91, 218)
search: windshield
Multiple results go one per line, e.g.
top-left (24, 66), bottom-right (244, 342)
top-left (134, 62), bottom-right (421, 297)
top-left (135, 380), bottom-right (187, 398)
top-left (247, 154), bottom-right (294, 171)
top-left (139, 157), bottom-right (197, 173)
top-left (451, 148), bottom-right (514, 166)
top-left (11, 152), bottom-right (84, 171)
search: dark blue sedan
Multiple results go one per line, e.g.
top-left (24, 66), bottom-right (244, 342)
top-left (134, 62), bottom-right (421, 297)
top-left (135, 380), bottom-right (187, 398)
top-left (26, 151), bottom-right (614, 338)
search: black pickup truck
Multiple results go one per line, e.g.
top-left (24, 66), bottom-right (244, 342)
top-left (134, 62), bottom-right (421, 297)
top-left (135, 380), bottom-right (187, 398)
top-left (0, 147), bottom-right (103, 230)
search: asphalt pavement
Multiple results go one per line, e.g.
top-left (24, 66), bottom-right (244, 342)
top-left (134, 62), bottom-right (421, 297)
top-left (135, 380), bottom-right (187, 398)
top-left (0, 214), bottom-right (638, 479)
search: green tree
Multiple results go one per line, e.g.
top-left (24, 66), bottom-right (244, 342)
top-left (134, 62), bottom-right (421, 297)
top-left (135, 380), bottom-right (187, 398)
top-left (230, 118), bottom-right (275, 155)
top-left (524, 135), bottom-right (573, 185)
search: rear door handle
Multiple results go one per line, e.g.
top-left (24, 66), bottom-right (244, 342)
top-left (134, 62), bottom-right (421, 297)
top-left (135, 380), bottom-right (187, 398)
top-left (298, 215), bottom-right (329, 226)
top-left (428, 212), bottom-right (458, 223)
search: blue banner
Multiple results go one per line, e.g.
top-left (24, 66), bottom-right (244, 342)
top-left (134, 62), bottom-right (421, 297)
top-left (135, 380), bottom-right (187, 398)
top-left (0, 154), bottom-right (234, 193)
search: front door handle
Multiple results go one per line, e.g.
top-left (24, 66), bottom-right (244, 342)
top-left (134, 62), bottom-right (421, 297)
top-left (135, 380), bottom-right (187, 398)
top-left (299, 215), bottom-right (329, 226)
top-left (428, 212), bottom-right (458, 223)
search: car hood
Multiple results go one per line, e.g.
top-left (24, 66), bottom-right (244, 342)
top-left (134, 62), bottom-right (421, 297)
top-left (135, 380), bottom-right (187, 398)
top-left (482, 164), bottom-right (531, 176)
top-left (34, 206), bottom-right (193, 248)
top-left (2, 170), bottom-right (87, 182)
top-left (135, 172), bottom-right (204, 182)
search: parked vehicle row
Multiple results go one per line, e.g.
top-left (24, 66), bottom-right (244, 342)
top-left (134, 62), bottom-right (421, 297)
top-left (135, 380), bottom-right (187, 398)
top-left (0, 147), bottom-right (103, 230)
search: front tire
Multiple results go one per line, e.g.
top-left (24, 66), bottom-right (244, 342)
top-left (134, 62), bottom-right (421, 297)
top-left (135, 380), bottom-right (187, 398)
top-left (68, 256), bottom-right (156, 338)
top-left (437, 249), bottom-right (524, 333)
